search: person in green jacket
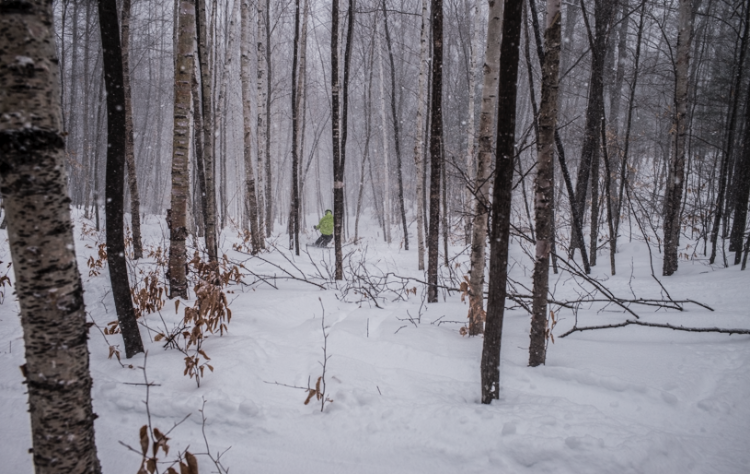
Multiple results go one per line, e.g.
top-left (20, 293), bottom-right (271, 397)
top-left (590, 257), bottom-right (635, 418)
top-left (313, 209), bottom-right (334, 247)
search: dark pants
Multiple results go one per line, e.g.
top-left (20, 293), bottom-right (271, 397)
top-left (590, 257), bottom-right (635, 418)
top-left (313, 234), bottom-right (333, 247)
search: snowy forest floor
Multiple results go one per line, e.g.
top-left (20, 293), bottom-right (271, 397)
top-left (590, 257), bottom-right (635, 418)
top-left (1, 212), bottom-right (749, 473)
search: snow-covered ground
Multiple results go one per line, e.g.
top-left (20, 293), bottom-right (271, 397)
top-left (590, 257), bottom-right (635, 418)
top-left (1, 213), bottom-right (748, 473)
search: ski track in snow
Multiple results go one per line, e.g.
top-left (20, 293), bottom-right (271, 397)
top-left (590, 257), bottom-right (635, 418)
top-left (1, 213), bottom-right (749, 473)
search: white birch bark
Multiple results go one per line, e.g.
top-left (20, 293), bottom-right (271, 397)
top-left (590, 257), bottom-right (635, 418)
top-left (467, 0), bottom-right (503, 335)
top-left (463, 0), bottom-right (481, 245)
top-left (413, 0), bottom-right (429, 269)
top-left (256, 0), bottom-right (268, 235)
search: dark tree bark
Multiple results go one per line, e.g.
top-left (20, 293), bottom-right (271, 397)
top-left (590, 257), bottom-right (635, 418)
top-left (729, 74), bottom-right (750, 265)
top-left (480, 0), bottom-right (524, 404)
top-left (330, 0), bottom-right (350, 279)
top-left (0, 1), bottom-right (102, 471)
top-left (291, 0), bottom-right (301, 255)
top-left (336, 0), bottom-right (354, 273)
top-left (662, 0), bottom-right (693, 276)
top-left (382, 0), bottom-right (408, 250)
top-left (614, 0), bottom-right (646, 250)
top-left (193, 59), bottom-right (208, 239)
top-left (529, 0), bottom-right (561, 368)
top-left (98, 0), bottom-right (144, 357)
top-left (196, 0), bottom-right (218, 262)
top-left (572, 0), bottom-right (614, 266)
top-left (427, 0), bottom-right (444, 303)
top-left (709, 0), bottom-right (748, 263)
top-left (241, 0), bottom-right (262, 252)
top-left (528, 0), bottom-right (590, 274)
top-left (121, 0), bottom-right (143, 259)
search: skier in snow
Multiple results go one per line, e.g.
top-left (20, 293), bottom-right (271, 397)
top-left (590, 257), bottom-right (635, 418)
top-left (312, 210), bottom-right (334, 247)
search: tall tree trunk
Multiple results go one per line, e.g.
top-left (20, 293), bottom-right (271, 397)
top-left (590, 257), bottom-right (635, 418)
top-left (94, 76), bottom-right (104, 230)
top-left (614, 0), bottom-right (646, 250)
top-left (98, 0), bottom-right (144, 358)
top-left (710, 1), bottom-right (749, 263)
top-left (217, 0), bottom-right (238, 230)
top-left (463, 0), bottom-right (481, 245)
top-left (121, 0), bottom-right (143, 259)
top-left (427, 0), bottom-right (444, 303)
top-left (662, 0), bottom-right (693, 276)
top-left (192, 62), bottom-right (208, 240)
top-left (529, 0), bottom-right (561, 368)
top-left (168, 0), bottom-right (196, 299)
top-left (241, 0), bottom-right (262, 252)
top-left (382, 0), bottom-right (408, 250)
top-left (376, 21), bottom-right (392, 244)
top-left (0, 1), bottom-right (102, 471)
top-left (196, 0), bottom-right (219, 262)
top-left (528, 0), bottom-right (590, 274)
top-left (602, 116), bottom-right (616, 275)
top-left (67, 1), bottom-right (80, 202)
top-left (291, 0), bottom-right (301, 255)
top-left (414, 0), bottom-right (429, 270)
top-left (480, 0), bottom-right (523, 404)
top-left (441, 136), bottom-right (449, 266)
top-left (295, 0), bottom-right (310, 226)
top-left (81, 1), bottom-right (94, 217)
top-left (355, 38), bottom-right (376, 243)
top-left (331, 0), bottom-right (341, 270)
top-left (572, 0), bottom-right (614, 265)
top-left (331, 0), bottom-right (354, 278)
top-left (467, 0), bottom-right (504, 336)
top-left (256, 0), bottom-right (268, 235)
top-left (264, 0), bottom-right (274, 236)
top-left (609, 0), bottom-right (629, 137)
top-left (729, 73), bottom-right (750, 264)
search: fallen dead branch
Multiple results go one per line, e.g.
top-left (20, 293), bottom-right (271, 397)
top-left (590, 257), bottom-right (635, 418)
top-left (560, 319), bottom-right (750, 338)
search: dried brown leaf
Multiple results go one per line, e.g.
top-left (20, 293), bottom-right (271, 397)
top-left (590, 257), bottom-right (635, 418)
top-left (139, 425), bottom-right (149, 455)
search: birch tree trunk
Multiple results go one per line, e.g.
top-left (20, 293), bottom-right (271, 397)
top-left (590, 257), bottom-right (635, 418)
top-left (662, 0), bottom-right (693, 276)
top-left (217, 0), bottom-right (238, 230)
top-left (467, 0), bottom-right (503, 335)
top-left (0, 1), bottom-right (101, 470)
top-left (376, 21), bottom-right (392, 244)
top-left (529, 0), bottom-right (561, 367)
top-left (241, 0), bottom-right (262, 252)
top-left (98, 0), bottom-right (144, 358)
top-left (413, 0), bottom-right (429, 270)
top-left (427, 0), bottom-right (444, 303)
top-left (256, 0), bottom-right (268, 235)
top-left (121, 0), bottom-right (143, 258)
top-left (169, 0), bottom-right (196, 299)
top-left (196, 0), bottom-right (219, 262)
top-left (263, 0), bottom-right (274, 236)
top-left (463, 0), bottom-right (481, 245)
top-left (480, 0), bottom-right (524, 404)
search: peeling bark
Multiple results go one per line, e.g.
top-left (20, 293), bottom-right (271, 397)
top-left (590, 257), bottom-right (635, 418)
top-left (0, 1), bottom-right (102, 470)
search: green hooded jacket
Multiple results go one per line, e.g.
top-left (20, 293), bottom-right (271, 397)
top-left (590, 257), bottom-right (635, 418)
top-left (317, 210), bottom-right (334, 235)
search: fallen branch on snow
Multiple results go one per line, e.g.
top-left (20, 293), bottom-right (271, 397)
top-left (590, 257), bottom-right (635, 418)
top-left (560, 320), bottom-right (750, 338)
